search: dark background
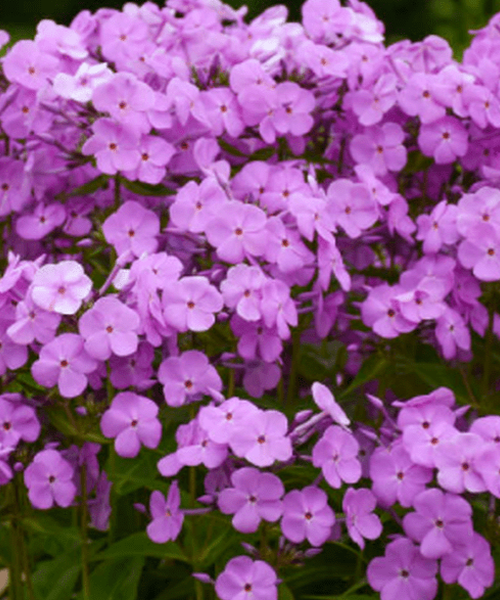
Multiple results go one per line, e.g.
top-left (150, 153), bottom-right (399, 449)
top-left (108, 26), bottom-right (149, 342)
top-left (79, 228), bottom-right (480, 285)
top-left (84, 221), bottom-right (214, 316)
top-left (2, 0), bottom-right (500, 54)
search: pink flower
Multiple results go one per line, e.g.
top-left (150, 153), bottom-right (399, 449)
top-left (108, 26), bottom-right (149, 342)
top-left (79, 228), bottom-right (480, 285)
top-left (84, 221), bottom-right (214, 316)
top-left (31, 261), bottom-right (92, 315)
top-left (215, 556), bottom-right (277, 600)
top-left (102, 200), bottom-right (159, 257)
top-left (146, 482), bottom-right (184, 543)
top-left (230, 409), bottom-right (292, 467)
top-left (157, 350), bottom-right (222, 407)
top-left (281, 486), bottom-right (335, 546)
top-left (343, 488), bottom-right (382, 549)
top-left (162, 276), bottom-right (223, 333)
top-left (78, 296), bottom-right (140, 361)
top-left (24, 449), bottom-right (77, 510)
top-left (312, 425), bottom-right (361, 488)
top-left (100, 392), bottom-right (161, 458)
top-left (31, 333), bottom-right (97, 398)
top-left (367, 537), bottom-right (438, 600)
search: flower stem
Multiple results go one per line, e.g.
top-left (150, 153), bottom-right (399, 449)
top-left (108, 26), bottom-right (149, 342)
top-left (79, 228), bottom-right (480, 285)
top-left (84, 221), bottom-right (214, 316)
top-left (81, 464), bottom-right (91, 600)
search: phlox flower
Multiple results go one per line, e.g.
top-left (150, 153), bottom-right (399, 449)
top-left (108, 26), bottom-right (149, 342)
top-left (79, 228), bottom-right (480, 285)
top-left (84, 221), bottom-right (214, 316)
top-left (24, 449), bottom-right (77, 510)
top-left (215, 556), bottom-right (277, 600)
top-left (31, 261), bottom-right (92, 315)
top-left (146, 482), bottom-right (184, 544)
top-left (53, 63), bottom-right (113, 103)
top-left (162, 276), bottom-right (223, 332)
top-left (403, 488), bottom-right (473, 559)
top-left (0, 396), bottom-right (40, 448)
top-left (78, 296), bottom-right (140, 361)
top-left (3, 40), bottom-right (59, 90)
top-left (361, 284), bottom-right (415, 339)
top-left (440, 533), bottom-right (494, 599)
top-left (100, 392), bottom-right (161, 459)
top-left (418, 116), bottom-right (468, 164)
top-left (230, 409), bottom-right (292, 467)
top-left (312, 425), bottom-right (361, 488)
top-left (31, 333), bottom-right (97, 398)
top-left (205, 202), bottom-right (268, 264)
top-left (343, 487), bottom-right (382, 549)
top-left (367, 537), bottom-right (438, 600)
top-left (281, 486), bottom-right (335, 547)
top-left (434, 432), bottom-right (487, 493)
top-left (370, 442), bottom-right (433, 507)
top-left (350, 123), bottom-right (407, 176)
top-left (82, 118), bottom-right (142, 176)
top-left (157, 350), bottom-right (222, 407)
top-left (199, 397), bottom-right (259, 445)
top-left (102, 200), bottom-right (159, 257)
top-left (218, 467), bottom-right (284, 533)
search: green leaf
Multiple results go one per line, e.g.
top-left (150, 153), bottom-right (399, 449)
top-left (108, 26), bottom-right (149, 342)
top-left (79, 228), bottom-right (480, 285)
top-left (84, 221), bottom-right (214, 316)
top-left (76, 557), bottom-right (145, 600)
top-left (59, 174), bottom-right (110, 198)
top-left (93, 532), bottom-right (187, 563)
top-left (218, 139), bottom-right (248, 157)
top-left (120, 178), bottom-right (175, 196)
top-left (339, 354), bottom-right (389, 399)
top-left (32, 548), bottom-right (81, 600)
top-left (278, 583), bottom-right (295, 600)
top-left (407, 361), bottom-right (470, 404)
top-left (21, 515), bottom-right (80, 547)
top-left (152, 575), bottom-right (195, 600)
top-left (108, 450), bottom-right (160, 496)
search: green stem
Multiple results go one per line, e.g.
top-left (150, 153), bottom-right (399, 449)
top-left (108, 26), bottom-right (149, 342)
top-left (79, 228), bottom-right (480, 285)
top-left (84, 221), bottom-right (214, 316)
top-left (227, 366), bottom-right (234, 398)
top-left (81, 464), bottom-right (90, 600)
top-left (286, 329), bottom-right (301, 406)
top-left (482, 306), bottom-right (495, 404)
top-left (114, 175), bottom-right (121, 211)
top-left (10, 481), bottom-right (25, 600)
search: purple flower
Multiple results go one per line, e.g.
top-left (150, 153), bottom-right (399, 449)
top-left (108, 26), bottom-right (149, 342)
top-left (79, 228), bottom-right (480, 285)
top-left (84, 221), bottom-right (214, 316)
top-left (370, 442), bottom-right (433, 507)
top-left (215, 556), bottom-right (277, 600)
top-left (146, 482), bottom-right (184, 544)
top-left (230, 409), bottom-right (292, 467)
top-left (434, 432), bottom-right (487, 493)
top-left (326, 179), bottom-right (378, 239)
top-left (162, 276), bottom-right (223, 333)
top-left (100, 392), bottom-right (161, 458)
top-left (31, 333), bottom-right (97, 398)
top-left (3, 40), bottom-right (59, 90)
top-left (350, 123), bottom-right (407, 175)
top-left (221, 265), bottom-right (266, 322)
top-left (205, 202), bottom-right (268, 264)
top-left (218, 467), bottom-right (284, 533)
top-left (403, 488), bottom-right (473, 559)
top-left (418, 116), bottom-right (468, 164)
top-left (343, 487), bottom-right (382, 549)
top-left (158, 350), bottom-right (222, 407)
top-left (281, 486), bottom-right (335, 546)
top-left (198, 397), bottom-right (259, 445)
top-left (312, 425), bottom-right (361, 488)
top-left (102, 200), bottom-right (159, 257)
top-left (31, 261), bottom-right (92, 315)
top-left (92, 73), bottom-right (155, 135)
top-left (311, 382), bottom-right (350, 428)
top-left (82, 118), bottom-right (141, 176)
top-left (79, 296), bottom-right (140, 361)
top-left (367, 537), bottom-right (438, 600)
top-left (7, 296), bottom-right (61, 345)
top-left (0, 396), bottom-right (40, 448)
top-left (24, 449), bottom-right (77, 510)
top-left (440, 533), bottom-right (494, 599)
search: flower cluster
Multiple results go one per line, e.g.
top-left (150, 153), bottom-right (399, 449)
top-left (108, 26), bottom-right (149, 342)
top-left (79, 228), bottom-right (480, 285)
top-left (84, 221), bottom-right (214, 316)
top-left (1, 0), bottom-right (500, 598)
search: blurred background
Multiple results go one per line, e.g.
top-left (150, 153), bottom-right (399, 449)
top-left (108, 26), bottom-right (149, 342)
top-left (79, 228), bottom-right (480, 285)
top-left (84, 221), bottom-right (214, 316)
top-left (2, 0), bottom-right (500, 54)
